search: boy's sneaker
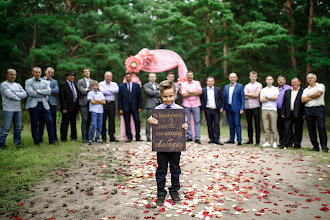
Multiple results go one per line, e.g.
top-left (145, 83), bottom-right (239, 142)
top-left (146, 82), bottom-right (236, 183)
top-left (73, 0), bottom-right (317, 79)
top-left (272, 142), bottom-right (278, 148)
top-left (170, 193), bottom-right (181, 203)
top-left (156, 195), bottom-right (165, 205)
top-left (88, 140), bottom-right (92, 145)
top-left (97, 140), bottom-right (102, 144)
top-left (261, 142), bottom-right (271, 147)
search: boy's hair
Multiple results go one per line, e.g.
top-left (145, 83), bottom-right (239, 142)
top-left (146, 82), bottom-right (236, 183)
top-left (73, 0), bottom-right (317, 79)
top-left (159, 80), bottom-right (176, 94)
top-left (167, 71), bottom-right (175, 76)
top-left (91, 80), bottom-right (98, 86)
top-left (250, 71), bottom-right (258, 76)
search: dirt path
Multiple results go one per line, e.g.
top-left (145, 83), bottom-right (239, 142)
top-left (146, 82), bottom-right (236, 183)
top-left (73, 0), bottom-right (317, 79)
top-left (4, 136), bottom-right (329, 220)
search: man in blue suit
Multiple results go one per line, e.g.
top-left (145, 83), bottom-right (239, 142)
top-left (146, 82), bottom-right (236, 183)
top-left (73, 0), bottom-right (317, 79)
top-left (223, 73), bottom-right (245, 145)
top-left (118, 72), bottom-right (142, 142)
top-left (200, 76), bottom-right (225, 145)
top-left (25, 67), bottom-right (55, 146)
top-left (39, 67), bottom-right (59, 143)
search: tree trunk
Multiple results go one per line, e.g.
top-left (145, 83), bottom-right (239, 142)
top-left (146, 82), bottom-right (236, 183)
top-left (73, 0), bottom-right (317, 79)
top-left (306, 0), bottom-right (314, 76)
top-left (285, 0), bottom-right (297, 70)
top-left (155, 35), bottom-right (161, 49)
top-left (32, 24), bottom-right (37, 49)
top-left (223, 22), bottom-right (228, 78)
top-left (204, 11), bottom-right (211, 69)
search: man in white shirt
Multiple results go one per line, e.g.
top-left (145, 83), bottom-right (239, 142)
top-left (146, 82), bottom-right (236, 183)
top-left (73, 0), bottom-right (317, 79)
top-left (301, 73), bottom-right (328, 153)
top-left (260, 76), bottom-right (279, 148)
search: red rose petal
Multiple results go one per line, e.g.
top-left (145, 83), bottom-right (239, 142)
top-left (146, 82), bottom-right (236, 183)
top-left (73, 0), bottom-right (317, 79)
top-left (320, 207), bottom-right (329, 212)
top-left (159, 208), bottom-right (165, 212)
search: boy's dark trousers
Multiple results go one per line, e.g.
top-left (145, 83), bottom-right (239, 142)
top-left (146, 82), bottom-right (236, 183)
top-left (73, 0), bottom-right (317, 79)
top-left (156, 152), bottom-right (181, 196)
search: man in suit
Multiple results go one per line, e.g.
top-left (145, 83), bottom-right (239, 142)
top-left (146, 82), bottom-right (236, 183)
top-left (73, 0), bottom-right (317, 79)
top-left (223, 73), bottom-right (245, 145)
top-left (59, 71), bottom-right (79, 142)
top-left (118, 72), bottom-right (142, 142)
top-left (302, 73), bottom-right (328, 153)
top-left (144, 73), bottom-right (162, 142)
top-left (39, 67), bottom-right (59, 143)
top-left (200, 76), bottom-right (225, 145)
top-left (280, 78), bottom-right (304, 149)
top-left (99, 71), bottom-right (119, 142)
top-left (77, 68), bottom-right (93, 143)
top-left (25, 67), bottom-right (55, 146)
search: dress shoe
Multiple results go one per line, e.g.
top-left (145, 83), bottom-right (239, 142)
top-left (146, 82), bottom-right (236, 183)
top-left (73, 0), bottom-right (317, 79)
top-left (208, 140), bottom-right (214, 144)
top-left (136, 139), bottom-right (143, 142)
top-left (322, 147), bottom-right (329, 153)
top-left (224, 140), bottom-right (235, 144)
top-left (186, 138), bottom-right (193, 142)
top-left (255, 143), bottom-right (260, 146)
top-left (147, 138), bottom-right (151, 142)
top-left (243, 140), bottom-right (253, 144)
top-left (126, 139), bottom-right (132, 143)
top-left (82, 139), bottom-right (87, 143)
top-left (102, 139), bottom-right (107, 143)
top-left (293, 144), bottom-right (301, 149)
top-left (309, 148), bottom-right (319, 152)
top-left (170, 193), bottom-right (181, 203)
top-left (237, 142), bottom-right (242, 146)
top-left (156, 195), bottom-right (165, 205)
top-left (195, 139), bottom-right (201, 144)
top-left (214, 141), bottom-right (223, 145)
top-left (110, 137), bottom-right (119, 142)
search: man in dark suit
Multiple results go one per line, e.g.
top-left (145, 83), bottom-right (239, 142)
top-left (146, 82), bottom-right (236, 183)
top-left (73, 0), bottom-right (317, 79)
top-left (143, 73), bottom-right (162, 142)
top-left (200, 76), bottom-right (225, 145)
top-left (118, 72), bottom-right (142, 142)
top-left (39, 67), bottom-right (59, 143)
top-left (223, 73), bottom-right (245, 145)
top-left (280, 78), bottom-right (304, 149)
top-left (77, 68), bottom-right (93, 142)
top-left (59, 71), bottom-right (79, 142)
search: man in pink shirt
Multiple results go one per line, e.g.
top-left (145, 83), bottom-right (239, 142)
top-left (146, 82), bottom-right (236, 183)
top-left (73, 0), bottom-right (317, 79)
top-left (181, 71), bottom-right (202, 144)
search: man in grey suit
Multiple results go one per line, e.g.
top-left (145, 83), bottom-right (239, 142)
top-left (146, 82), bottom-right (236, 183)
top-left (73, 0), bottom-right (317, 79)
top-left (39, 67), bottom-right (59, 143)
top-left (143, 73), bottom-right (162, 142)
top-left (77, 68), bottom-right (93, 142)
top-left (25, 67), bottom-right (55, 146)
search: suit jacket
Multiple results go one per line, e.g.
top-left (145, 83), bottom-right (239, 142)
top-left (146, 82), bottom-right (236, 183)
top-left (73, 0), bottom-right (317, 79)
top-left (143, 82), bottom-right (162, 109)
top-left (77, 78), bottom-right (93, 106)
top-left (118, 82), bottom-right (142, 113)
top-left (200, 86), bottom-right (225, 111)
top-left (281, 87), bottom-right (304, 118)
top-left (25, 77), bottom-right (51, 109)
top-left (42, 77), bottom-right (59, 106)
top-left (59, 81), bottom-right (79, 113)
top-left (224, 83), bottom-right (245, 112)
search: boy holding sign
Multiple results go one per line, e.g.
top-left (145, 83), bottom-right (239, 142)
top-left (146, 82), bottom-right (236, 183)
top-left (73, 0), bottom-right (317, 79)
top-left (148, 80), bottom-right (188, 205)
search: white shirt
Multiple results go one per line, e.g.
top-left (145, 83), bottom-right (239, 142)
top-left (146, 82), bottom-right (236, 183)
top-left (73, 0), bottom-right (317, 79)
top-left (206, 86), bottom-right (217, 109)
top-left (228, 83), bottom-right (236, 105)
top-left (150, 82), bottom-right (156, 90)
top-left (302, 83), bottom-right (325, 107)
top-left (290, 87), bottom-right (300, 111)
top-left (260, 86), bottom-right (279, 111)
top-left (87, 90), bottom-right (105, 113)
top-left (84, 77), bottom-right (90, 89)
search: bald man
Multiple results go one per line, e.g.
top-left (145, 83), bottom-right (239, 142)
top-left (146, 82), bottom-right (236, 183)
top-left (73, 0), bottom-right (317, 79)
top-left (0, 69), bottom-right (27, 149)
top-left (99, 71), bottom-right (119, 142)
top-left (223, 73), bottom-right (245, 145)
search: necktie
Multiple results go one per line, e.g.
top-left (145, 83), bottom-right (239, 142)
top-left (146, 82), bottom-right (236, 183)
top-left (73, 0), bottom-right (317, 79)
top-left (71, 83), bottom-right (77, 102)
top-left (128, 83), bottom-right (132, 101)
top-left (165, 105), bottom-right (171, 109)
top-left (35, 79), bottom-right (40, 82)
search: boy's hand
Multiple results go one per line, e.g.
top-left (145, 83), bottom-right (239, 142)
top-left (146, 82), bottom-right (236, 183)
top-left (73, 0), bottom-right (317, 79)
top-left (147, 116), bottom-right (158, 125)
top-left (182, 122), bottom-right (188, 130)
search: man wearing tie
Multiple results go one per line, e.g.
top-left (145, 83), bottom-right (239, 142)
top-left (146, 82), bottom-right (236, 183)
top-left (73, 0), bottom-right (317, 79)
top-left (99, 71), bottom-right (119, 142)
top-left (59, 71), bottom-right (79, 142)
top-left (200, 76), bottom-right (225, 145)
top-left (144, 73), bottom-right (162, 142)
top-left (25, 67), bottom-right (55, 146)
top-left (118, 72), bottom-right (142, 142)
top-left (77, 68), bottom-right (93, 143)
top-left (280, 78), bottom-right (304, 149)
top-left (223, 73), bottom-right (245, 145)
top-left (39, 67), bottom-right (59, 144)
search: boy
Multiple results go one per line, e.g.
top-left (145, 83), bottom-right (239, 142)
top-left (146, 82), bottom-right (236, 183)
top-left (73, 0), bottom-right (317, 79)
top-left (87, 81), bottom-right (106, 145)
top-left (148, 80), bottom-right (188, 205)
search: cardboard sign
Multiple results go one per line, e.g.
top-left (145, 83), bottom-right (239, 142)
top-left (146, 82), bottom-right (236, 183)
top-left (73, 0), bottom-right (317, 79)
top-left (152, 109), bottom-right (186, 152)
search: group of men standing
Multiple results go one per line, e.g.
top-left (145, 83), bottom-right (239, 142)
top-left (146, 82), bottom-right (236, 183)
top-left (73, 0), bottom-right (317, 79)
top-left (0, 68), bottom-right (328, 153)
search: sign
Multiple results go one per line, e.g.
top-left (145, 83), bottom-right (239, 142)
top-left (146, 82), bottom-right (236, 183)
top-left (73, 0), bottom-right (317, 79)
top-left (152, 109), bottom-right (186, 152)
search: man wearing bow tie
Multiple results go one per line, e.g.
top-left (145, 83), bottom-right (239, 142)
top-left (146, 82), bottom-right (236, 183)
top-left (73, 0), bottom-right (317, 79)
top-left (25, 67), bottom-right (55, 146)
top-left (39, 67), bottom-right (59, 144)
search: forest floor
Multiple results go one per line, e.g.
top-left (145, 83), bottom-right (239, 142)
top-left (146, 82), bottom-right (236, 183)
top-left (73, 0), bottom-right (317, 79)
top-left (3, 133), bottom-right (329, 220)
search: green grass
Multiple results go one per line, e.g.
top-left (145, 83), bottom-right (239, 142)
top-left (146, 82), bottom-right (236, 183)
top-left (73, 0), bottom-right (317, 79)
top-left (0, 126), bottom-right (84, 214)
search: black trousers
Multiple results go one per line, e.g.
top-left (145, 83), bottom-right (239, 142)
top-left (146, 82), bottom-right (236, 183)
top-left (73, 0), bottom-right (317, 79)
top-left (101, 102), bottom-right (116, 141)
top-left (80, 105), bottom-right (91, 141)
top-left (60, 111), bottom-right (77, 141)
top-left (123, 104), bottom-right (140, 140)
top-left (39, 104), bottom-right (57, 142)
top-left (277, 109), bottom-right (285, 145)
top-left (204, 108), bottom-right (220, 142)
top-left (156, 152), bottom-right (181, 196)
top-left (282, 112), bottom-right (303, 147)
top-left (305, 106), bottom-right (328, 150)
top-left (245, 107), bottom-right (261, 144)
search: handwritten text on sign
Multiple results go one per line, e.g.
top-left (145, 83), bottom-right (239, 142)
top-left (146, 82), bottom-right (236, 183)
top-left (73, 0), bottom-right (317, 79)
top-left (152, 109), bottom-right (186, 152)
